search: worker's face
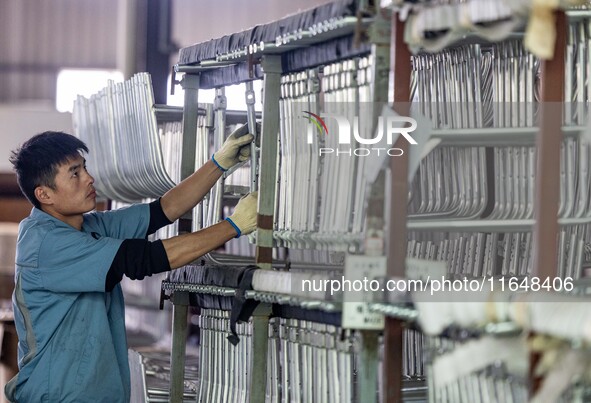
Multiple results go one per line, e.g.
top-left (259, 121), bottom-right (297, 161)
top-left (37, 154), bottom-right (97, 216)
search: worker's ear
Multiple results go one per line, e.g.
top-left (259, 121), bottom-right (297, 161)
top-left (35, 186), bottom-right (54, 206)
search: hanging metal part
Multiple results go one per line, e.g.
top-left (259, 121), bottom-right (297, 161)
top-left (209, 88), bottom-right (227, 229)
top-left (73, 73), bottom-right (177, 203)
top-left (245, 80), bottom-right (259, 192)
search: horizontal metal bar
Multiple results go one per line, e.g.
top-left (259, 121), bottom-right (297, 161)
top-left (176, 16), bottom-right (370, 68)
top-left (367, 302), bottom-right (419, 321)
top-left (226, 109), bottom-right (262, 125)
top-left (244, 290), bottom-right (342, 312)
top-left (147, 387), bottom-right (197, 397)
top-left (407, 216), bottom-right (591, 232)
top-left (153, 104), bottom-right (190, 122)
top-left (200, 251), bottom-right (343, 271)
top-left (482, 321), bottom-right (522, 337)
top-left (153, 106), bottom-right (258, 126)
top-left (368, 303), bottom-right (523, 338)
top-left (174, 60), bottom-right (239, 73)
top-left (407, 218), bottom-right (533, 232)
top-left (566, 9), bottom-right (591, 22)
top-left (161, 282), bottom-right (237, 296)
top-left (162, 282), bottom-right (343, 312)
top-left (432, 125), bottom-right (583, 146)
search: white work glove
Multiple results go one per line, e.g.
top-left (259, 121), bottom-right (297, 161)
top-left (212, 124), bottom-right (255, 171)
top-left (225, 192), bottom-right (258, 237)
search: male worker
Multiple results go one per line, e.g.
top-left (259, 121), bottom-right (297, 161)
top-left (4, 127), bottom-right (257, 402)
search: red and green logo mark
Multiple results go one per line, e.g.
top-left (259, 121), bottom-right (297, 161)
top-left (303, 111), bottom-right (328, 135)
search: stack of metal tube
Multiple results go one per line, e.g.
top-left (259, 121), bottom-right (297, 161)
top-left (159, 121), bottom-right (183, 185)
top-left (565, 17), bottom-right (591, 126)
top-left (193, 309), bottom-right (427, 402)
top-left (77, 76), bottom-right (259, 258)
top-left (272, 319), bottom-right (356, 402)
top-left (275, 56), bottom-right (374, 252)
top-left (165, 263), bottom-right (429, 402)
top-left (72, 73), bottom-right (176, 203)
top-left (197, 309), bottom-right (251, 402)
top-left (405, 17), bottom-right (591, 403)
top-left (408, 27), bottom-right (591, 280)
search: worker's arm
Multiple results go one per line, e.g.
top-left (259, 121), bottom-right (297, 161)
top-left (105, 221), bottom-right (235, 290)
top-left (159, 160), bottom-right (224, 222)
top-left (161, 220), bottom-right (236, 268)
top-left (105, 192), bottom-right (258, 291)
top-left (160, 124), bottom-right (254, 222)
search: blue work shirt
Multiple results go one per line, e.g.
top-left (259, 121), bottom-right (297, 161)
top-left (5, 204), bottom-right (150, 403)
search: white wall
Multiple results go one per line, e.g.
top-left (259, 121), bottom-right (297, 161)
top-left (0, 105), bottom-right (73, 172)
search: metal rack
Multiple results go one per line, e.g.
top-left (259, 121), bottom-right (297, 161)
top-left (157, 2), bottom-right (591, 403)
top-left (165, 3), bottom-right (380, 402)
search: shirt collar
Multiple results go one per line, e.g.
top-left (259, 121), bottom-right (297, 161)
top-left (29, 207), bottom-right (75, 229)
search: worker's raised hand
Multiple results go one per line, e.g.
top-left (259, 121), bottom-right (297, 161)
top-left (212, 123), bottom-right (256, 171)
top-left (225, 192), bottom-right (258, 237)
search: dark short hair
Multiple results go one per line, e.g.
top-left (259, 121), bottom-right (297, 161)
top-left (9, 131), bottom-right (89, 209)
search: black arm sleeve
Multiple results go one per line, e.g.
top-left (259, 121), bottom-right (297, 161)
top-left (105, 239), bottom-right (171, 291)
top-left (147, 198), bottom-right (173, 236)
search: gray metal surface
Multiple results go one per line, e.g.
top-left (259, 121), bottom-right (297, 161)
top-left (170, 292), bottom-right (190, 402)
top-left (129, 349), bottom-right (198, 403)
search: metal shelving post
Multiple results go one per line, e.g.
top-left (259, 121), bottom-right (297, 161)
top-left (255, 55), bottom-right (282, 271)
top-left (169, 72), bottom-right (201, 402)
top-left (357, 8), bottom-right (392, 403)
top-left (529, 9), bottom-right (567, 396)
top-left (383, 10), bottom-right (411, 403)
top-left (249, 55), bottom-right (283, 403)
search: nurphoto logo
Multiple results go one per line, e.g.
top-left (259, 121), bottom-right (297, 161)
top-left (303, 111), bottom-right (418, 156)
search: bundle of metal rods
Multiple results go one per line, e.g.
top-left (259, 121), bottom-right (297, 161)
top-left (407, 30), bottom-right (591, 280)
top-left (274, 56), bottom-right (374, 252)
top-left (73, 73), bottom-right (176, 202)
top-left (165, 262), bottom-right (428, 402)
top-left (193, 309), bottom-right (428, 402)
